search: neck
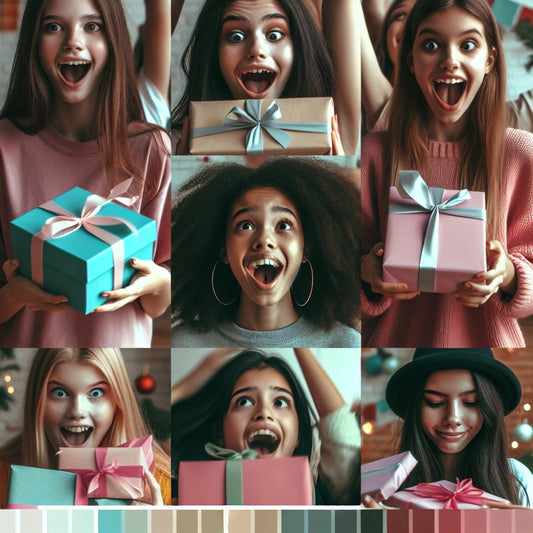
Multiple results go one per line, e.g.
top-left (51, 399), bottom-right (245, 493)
top-left (49, 98), bottom-right (98, 142)
top-left (235, 295), bottom-right (300, 331)
top-left (428, 116), bottom-right (467, 143)
top-left (439, 451), bottom-right (462, 481)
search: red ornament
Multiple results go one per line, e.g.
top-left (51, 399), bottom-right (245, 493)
top-left (135, 364), bottom-right (156, 394)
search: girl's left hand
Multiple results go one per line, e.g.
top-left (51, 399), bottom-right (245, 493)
top-left (144, 468), bottom-right (163, 506)
top-left (93, 258), bottom-right (170, 316)
top-left (453, 240), bottom-right (516, 308)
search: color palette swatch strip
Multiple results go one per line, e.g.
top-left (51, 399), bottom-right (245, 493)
top-left (0, 509), bottom-right (531, 532)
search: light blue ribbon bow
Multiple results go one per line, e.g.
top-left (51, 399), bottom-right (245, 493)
top-left (191, 99), bottom-right (330, 154)
top-left (204, 443), bottom-right (259, 505)
top-left (390, 171), bottom-right (486, 292)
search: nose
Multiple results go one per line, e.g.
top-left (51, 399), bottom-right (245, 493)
top-left (67, 394), bottom-right (89, 419)
top-left (441, 45), bottom-right (460, 70)
top-left (247, 31), bottom-right (267, 60)
top-left (253, 399), bottom-right (274, 421)
top-left (63, 25), bottom-right (85, 51)
top-left (252, 227), bottom-right (276, 251)
top-left (444, 400), bottom-right (463, 429)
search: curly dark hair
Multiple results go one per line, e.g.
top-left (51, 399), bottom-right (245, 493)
top-left (172, 0), bottom-right (334, 127)
top-left (171, 157), bottom-right (360, 331)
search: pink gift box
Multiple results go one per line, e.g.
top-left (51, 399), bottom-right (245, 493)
top-left (384, 478), bottom-right (509, 509)
top-left (58, 446), bottom-right (148, 500)
top-left (383, 173), bottom-right (486, 293)
top-left (178, 456), bottom-right (313, 505)
top-left (361, 451), bottom-right (418, 503)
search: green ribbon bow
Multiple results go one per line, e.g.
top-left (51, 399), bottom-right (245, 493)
top-left (191, 99), bottom-right (330, 155)
top-left (204, 443), bottom-right (259, 505)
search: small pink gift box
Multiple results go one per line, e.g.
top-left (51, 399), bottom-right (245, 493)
top-left (58, 439), bottom-right (152, 500)
top-left (384, 478), bottom-right (509, 509)
top-left (361, 451), bottom-right (418, 502)
top-left (178, 455), bottom-right (313, 505)
top-left (383, 171), bottom-right (486, 293)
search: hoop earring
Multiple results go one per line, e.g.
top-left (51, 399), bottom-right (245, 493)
top-left (211, 260), bottom-right (238, 306)
top-left (292, 260), bottom-right (314, 307)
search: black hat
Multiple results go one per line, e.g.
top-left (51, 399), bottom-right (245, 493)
top-left (386, 348), bottom-right (521, 418)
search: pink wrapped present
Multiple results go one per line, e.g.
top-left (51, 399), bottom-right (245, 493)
top-left (383, 171), bottom-right (486, 293)
top-left (384, 478), bottom-right (509, 509)
top-left (361, 451), bottom-right (418, 502)
top-left (178, 453), bottom-right (313, 505)
top-left (58, 435), bottom-right (154, 500)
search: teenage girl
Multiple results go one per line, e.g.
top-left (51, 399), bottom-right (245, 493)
top-left (364, 348), bottom-right (533, 507)
top-left (0, 348), bottom-right (171, 507)
top-left (361, 0), bottom-right (533, 347)
top-left (173, 0), bottom-right (360, 155)
top-left (171, 158), bottom-right (360, 348)
top-left (0, 0), bottom-right (171, 347)
top-left (171, 348), bottom-right (360, 505)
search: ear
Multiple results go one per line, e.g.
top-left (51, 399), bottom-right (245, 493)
top-left (485, 46), bottom-right (496, 75)
top-left (220, 247), bottom-right (228, 264)
top-left (407, 52), bottom-right (414, 74)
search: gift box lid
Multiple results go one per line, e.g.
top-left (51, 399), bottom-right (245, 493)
top-left (10, 187), bottom-right (156, 283)
top-left (178, 455), bottom-right (313, 505)
top-left (7, 465), bottom-right (78, 506)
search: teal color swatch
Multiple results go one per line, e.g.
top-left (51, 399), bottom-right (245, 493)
top-left (308, 510), bottom-right (332, 533)
top-left (98, 509), bottom-right (124, 533)
top-left (335, 509), bottom-right (358, 533)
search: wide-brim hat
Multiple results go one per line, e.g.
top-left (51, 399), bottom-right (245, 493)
top-left (386, 348), bottom-right (521, 418)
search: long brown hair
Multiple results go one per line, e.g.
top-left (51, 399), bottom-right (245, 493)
top-left (0, 0), bottom-right (151, 188)
top-left (385, 0), bottom-right (506, 237)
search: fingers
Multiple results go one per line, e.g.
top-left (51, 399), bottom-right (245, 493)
top-left (2, 258), bottom-right (20, 280)
top-left (92, 295), bottom-right (137, 313)
top-left (362, 495), bottom-right (387, 509)
top-left (129, 257), bottom-right (154, 273)
top-left (144, 468), bottom-right (163, 506)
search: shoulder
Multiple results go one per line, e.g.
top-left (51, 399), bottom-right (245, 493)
top-left (127, 122), bottom-right (171, 155)
top-left (505, 128), bottom-right (533, 157)
top-left (171, 323), bottom-right (231, 348)
top-left (299, 318), bottom-right (361, 347)
top-left (362, 131), bottom-right (388, 154)
top-left (508, 457), bottom-right (533, 479)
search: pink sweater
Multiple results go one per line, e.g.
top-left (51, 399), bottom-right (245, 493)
top-left (0, 120), bottom-right (170, 347)
top-left (361, 129), bottom-right (533, 348)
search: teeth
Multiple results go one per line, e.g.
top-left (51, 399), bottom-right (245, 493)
top-left (251, 258), bottom-right (279, 268)
top-left (63, 426), bottom-right (91, 433)
top-left (434, 78), bottom-right (463, 84)
top-left (243, 69), bottom-right (272, 75)
top-left (59, 61), bottom-right (90, 66)
top-left (248, 429), bottom-right (278, 442)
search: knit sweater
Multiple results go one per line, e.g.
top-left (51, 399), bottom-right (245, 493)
top-left (361, 128), bottom-right (533, 347)
top-left (0, 120), bottom-right (170, 347)
top-left (172, 316), bottom-right (361, 348)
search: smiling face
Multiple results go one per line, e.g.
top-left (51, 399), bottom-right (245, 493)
top-left (421, 369), bottom-right (483, 460)
top-left (222, 367), bottom-right (300, 458)
top-left (386, 0), bottom-right (415, 68)
top-left (38, 0), bottom-right (108, 109)
top-left (408, 6), bottom-right (495, 140)
top-left (218, 0), bottom-right (294, 99)
top-left (225, 187), bottom-right (305, 316)
top-left (43, 361), bottom-right (116, 451)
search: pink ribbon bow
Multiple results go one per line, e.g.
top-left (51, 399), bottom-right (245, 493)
top-left (408, 478), bottom-right (485, 509)
top-left (80, 448), bottom-right (145, 499)
top-left (30, 179), bottom-right (139, 291)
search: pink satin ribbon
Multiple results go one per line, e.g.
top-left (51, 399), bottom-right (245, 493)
top-left (408, 478), bottom-right (488, 509)
top-left (30, 179), bottom-right (138, 291)
top-left (77, 448), bottom-right (145, 499)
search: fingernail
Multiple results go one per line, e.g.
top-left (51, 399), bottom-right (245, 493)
top-left (364, 495), bottom-right (371, 503)
top-left (465, 283), bottom-right (472, 289)
top-left (130, 258), bottom-right (137, 265)
top-left (101, 293), bottom-right (109, 298)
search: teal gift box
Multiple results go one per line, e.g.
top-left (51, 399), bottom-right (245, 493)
top-left (10, 185), bottom-right (156, 314)
top-left (7, 465), bottom-right (79, 507)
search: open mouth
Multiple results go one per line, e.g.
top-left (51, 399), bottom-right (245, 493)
top-left (239, 68), bottom-right (276, 96)
top-left (434, 79), bottom-right (465, 106)
top-left (246, 429), bottom-right (280, 455)
top-left (58, 61), bottom-right (91, 84)
top-left (248, 258), bottom-right (282, 286)
top-left (60, 426), bottom-right (93, 446)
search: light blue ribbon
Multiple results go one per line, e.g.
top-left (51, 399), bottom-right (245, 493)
top-left (390, 171), bottom-right (486, 292)
top-left (361, 462), bottom-right (403, 478)
top-left (191, 99), bottom-right (330, 154)
top-left (204, 443), bottom-right (259, 505)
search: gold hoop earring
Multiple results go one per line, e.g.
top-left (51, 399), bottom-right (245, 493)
top-left (211, 260), bottom-right (238, 306)
top-left (292, 260), bottom-right (314, 307)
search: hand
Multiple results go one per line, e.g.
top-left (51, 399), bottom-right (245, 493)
top-left (362, 494), bottom-right (397, 509)
top-left (176, 115), bottom-right (190, 155)
top-left (331, 115), bottom-right (345, 156)
top-left (361, 243), bottom-right (420, 300)
top-left (93, 258), bottom-right (170, 314)
top-left (2, 258), bottom-right (69, 312)
top-left (453, 240), bottom-right (516, 308)
top-left (144, 468), bottom-right (163, 506)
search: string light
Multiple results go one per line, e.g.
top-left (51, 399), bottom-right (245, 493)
top-left (7, 386), bottom-right (14, 394)
top-left (3, 375), bottom-right (11, 383)
top-left (524, 403), bottom-right (531, 412)
top-left (512, 441), bottom-right (519, 449)
top-left (362, 422), bottom-right (374, 435)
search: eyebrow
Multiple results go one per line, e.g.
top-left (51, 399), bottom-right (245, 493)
top-left (48, 380), bottom-right (108, 388)
top-left (42, 14), bottom-right (104, 22)
top-left (231, 385), bottom-right (293, 398)
top-left (424, 389), bottom-right (478, 396)
top-left (417, 28), bottom-right (484, 39)
top-left (231, 205), bottom-right (297, 221)
top-left (221, 13), bottom-right (289, 25)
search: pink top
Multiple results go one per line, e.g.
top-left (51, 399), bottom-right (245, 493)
top-left (0, 119), bottom-right (170, 347)
top-left (361, 128), bottom-right (533, 348)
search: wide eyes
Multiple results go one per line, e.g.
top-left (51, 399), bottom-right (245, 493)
top-left (49, 387), bottom-right (105, 399)
top-left (42, 20), bottom-right (103, 33)
top-left (235, 220), bottom-right (294, 232)
top-left (267, 30), bottom-right (285, 42)
top-left (88, 388), bottom-right (105, 398)
top-left (51, 387), bottom-right (68, 398)
top-left (423, 40), bottom-right (439, 52)
top-left (421, 39), bottom-right (478, 53)
top-left (228, 30), bottom-right (245, 43)
top-left (233, 396), bottom-right (291, 408)
top-left (224, 27), bottom-right (287, 44)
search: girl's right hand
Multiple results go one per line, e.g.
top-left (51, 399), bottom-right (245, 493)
top-left (143, 468), bottom-right (163, 506)
top-left (2, 259), bottom-right (69, 312)
top-left (362, 494), bottom-right (397, 509)
top-left (361, 243), bottom-right (420, 300)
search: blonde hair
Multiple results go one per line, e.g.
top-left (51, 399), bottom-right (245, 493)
top-left (1, 349), bottom-right (169, 478)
